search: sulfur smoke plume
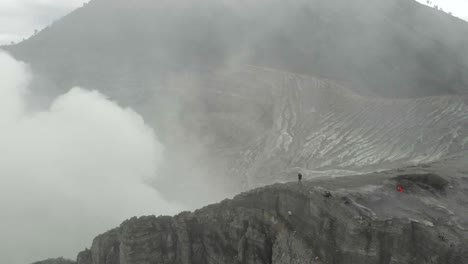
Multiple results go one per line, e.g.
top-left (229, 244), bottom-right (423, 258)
top-left (0, 52), bottom-right (183, 264)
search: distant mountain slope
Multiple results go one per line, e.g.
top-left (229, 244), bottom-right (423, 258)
top-left (4, 0), bottom-right (468, 98)
top-left (223, 67), bottom-right (468, 188)
top-left (3, 0), bottom-right (468, 204)
top-left (143, 66), bottom-right (468, 203)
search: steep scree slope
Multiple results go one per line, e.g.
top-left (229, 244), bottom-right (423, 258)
top-left (224, 67), bottom-right (468, 188)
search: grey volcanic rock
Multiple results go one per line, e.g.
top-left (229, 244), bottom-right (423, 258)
top-left (220, 67), bottom-right (468, 189)
top-left (76, 250), bottom-right (91, 264)
top-left (229, 68), bottom-right (468, 187)
top-left (144, 66), bottom-right (468, 205)
top-left (75, 153), bottom-right (468, 264)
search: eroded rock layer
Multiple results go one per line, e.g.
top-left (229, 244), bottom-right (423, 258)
top-left (76, 153), bottom-right (468, 264)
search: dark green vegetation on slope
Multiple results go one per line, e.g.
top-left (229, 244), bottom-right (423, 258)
top-left (31, 258), bottom-right (76, 264)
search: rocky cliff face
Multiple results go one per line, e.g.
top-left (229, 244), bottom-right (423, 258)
top-left (75, 153), bottom-right (468, 264)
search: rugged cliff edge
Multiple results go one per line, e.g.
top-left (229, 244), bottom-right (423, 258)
top-left (73, 152), bottom-right (468, 264)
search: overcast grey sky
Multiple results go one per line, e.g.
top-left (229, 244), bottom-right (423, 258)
top-left (416, 0), bottom-right (468, 20)
top-left (0, 0), bottom-right (89, 45)
top-left (0, 0), bottom-right (467, 45)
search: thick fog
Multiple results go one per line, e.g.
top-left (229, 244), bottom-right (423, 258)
top-left (0, 52), bottom-right (184, 264)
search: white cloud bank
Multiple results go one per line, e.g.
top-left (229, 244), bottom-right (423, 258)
top-left (0, 52), bottom-right (182, 264)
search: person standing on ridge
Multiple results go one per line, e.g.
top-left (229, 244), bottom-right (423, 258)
top-left (298, 173), bottom-right (303, 182)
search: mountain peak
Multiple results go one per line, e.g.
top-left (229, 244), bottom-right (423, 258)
top-left (6, 0), bottom-right (468, 98)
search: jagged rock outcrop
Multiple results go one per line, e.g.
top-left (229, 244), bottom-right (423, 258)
top-left (76, 153), bottom-right (468, 264)
top-left (76, 250), bottom-right (92, 264)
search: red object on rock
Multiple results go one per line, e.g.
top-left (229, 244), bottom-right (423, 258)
top-left (397, 185), bottom-right (404, 192)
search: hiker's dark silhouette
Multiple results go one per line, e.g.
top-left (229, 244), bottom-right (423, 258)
top-left (298, 173), bottom-right (302, 182)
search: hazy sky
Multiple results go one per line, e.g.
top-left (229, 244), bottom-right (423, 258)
top-left (0, 0), bottom-right (89, 45)
top-left (416, 0), bottom-right (468, 20)
top-left (0, 0), bottom-right (467, 45)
